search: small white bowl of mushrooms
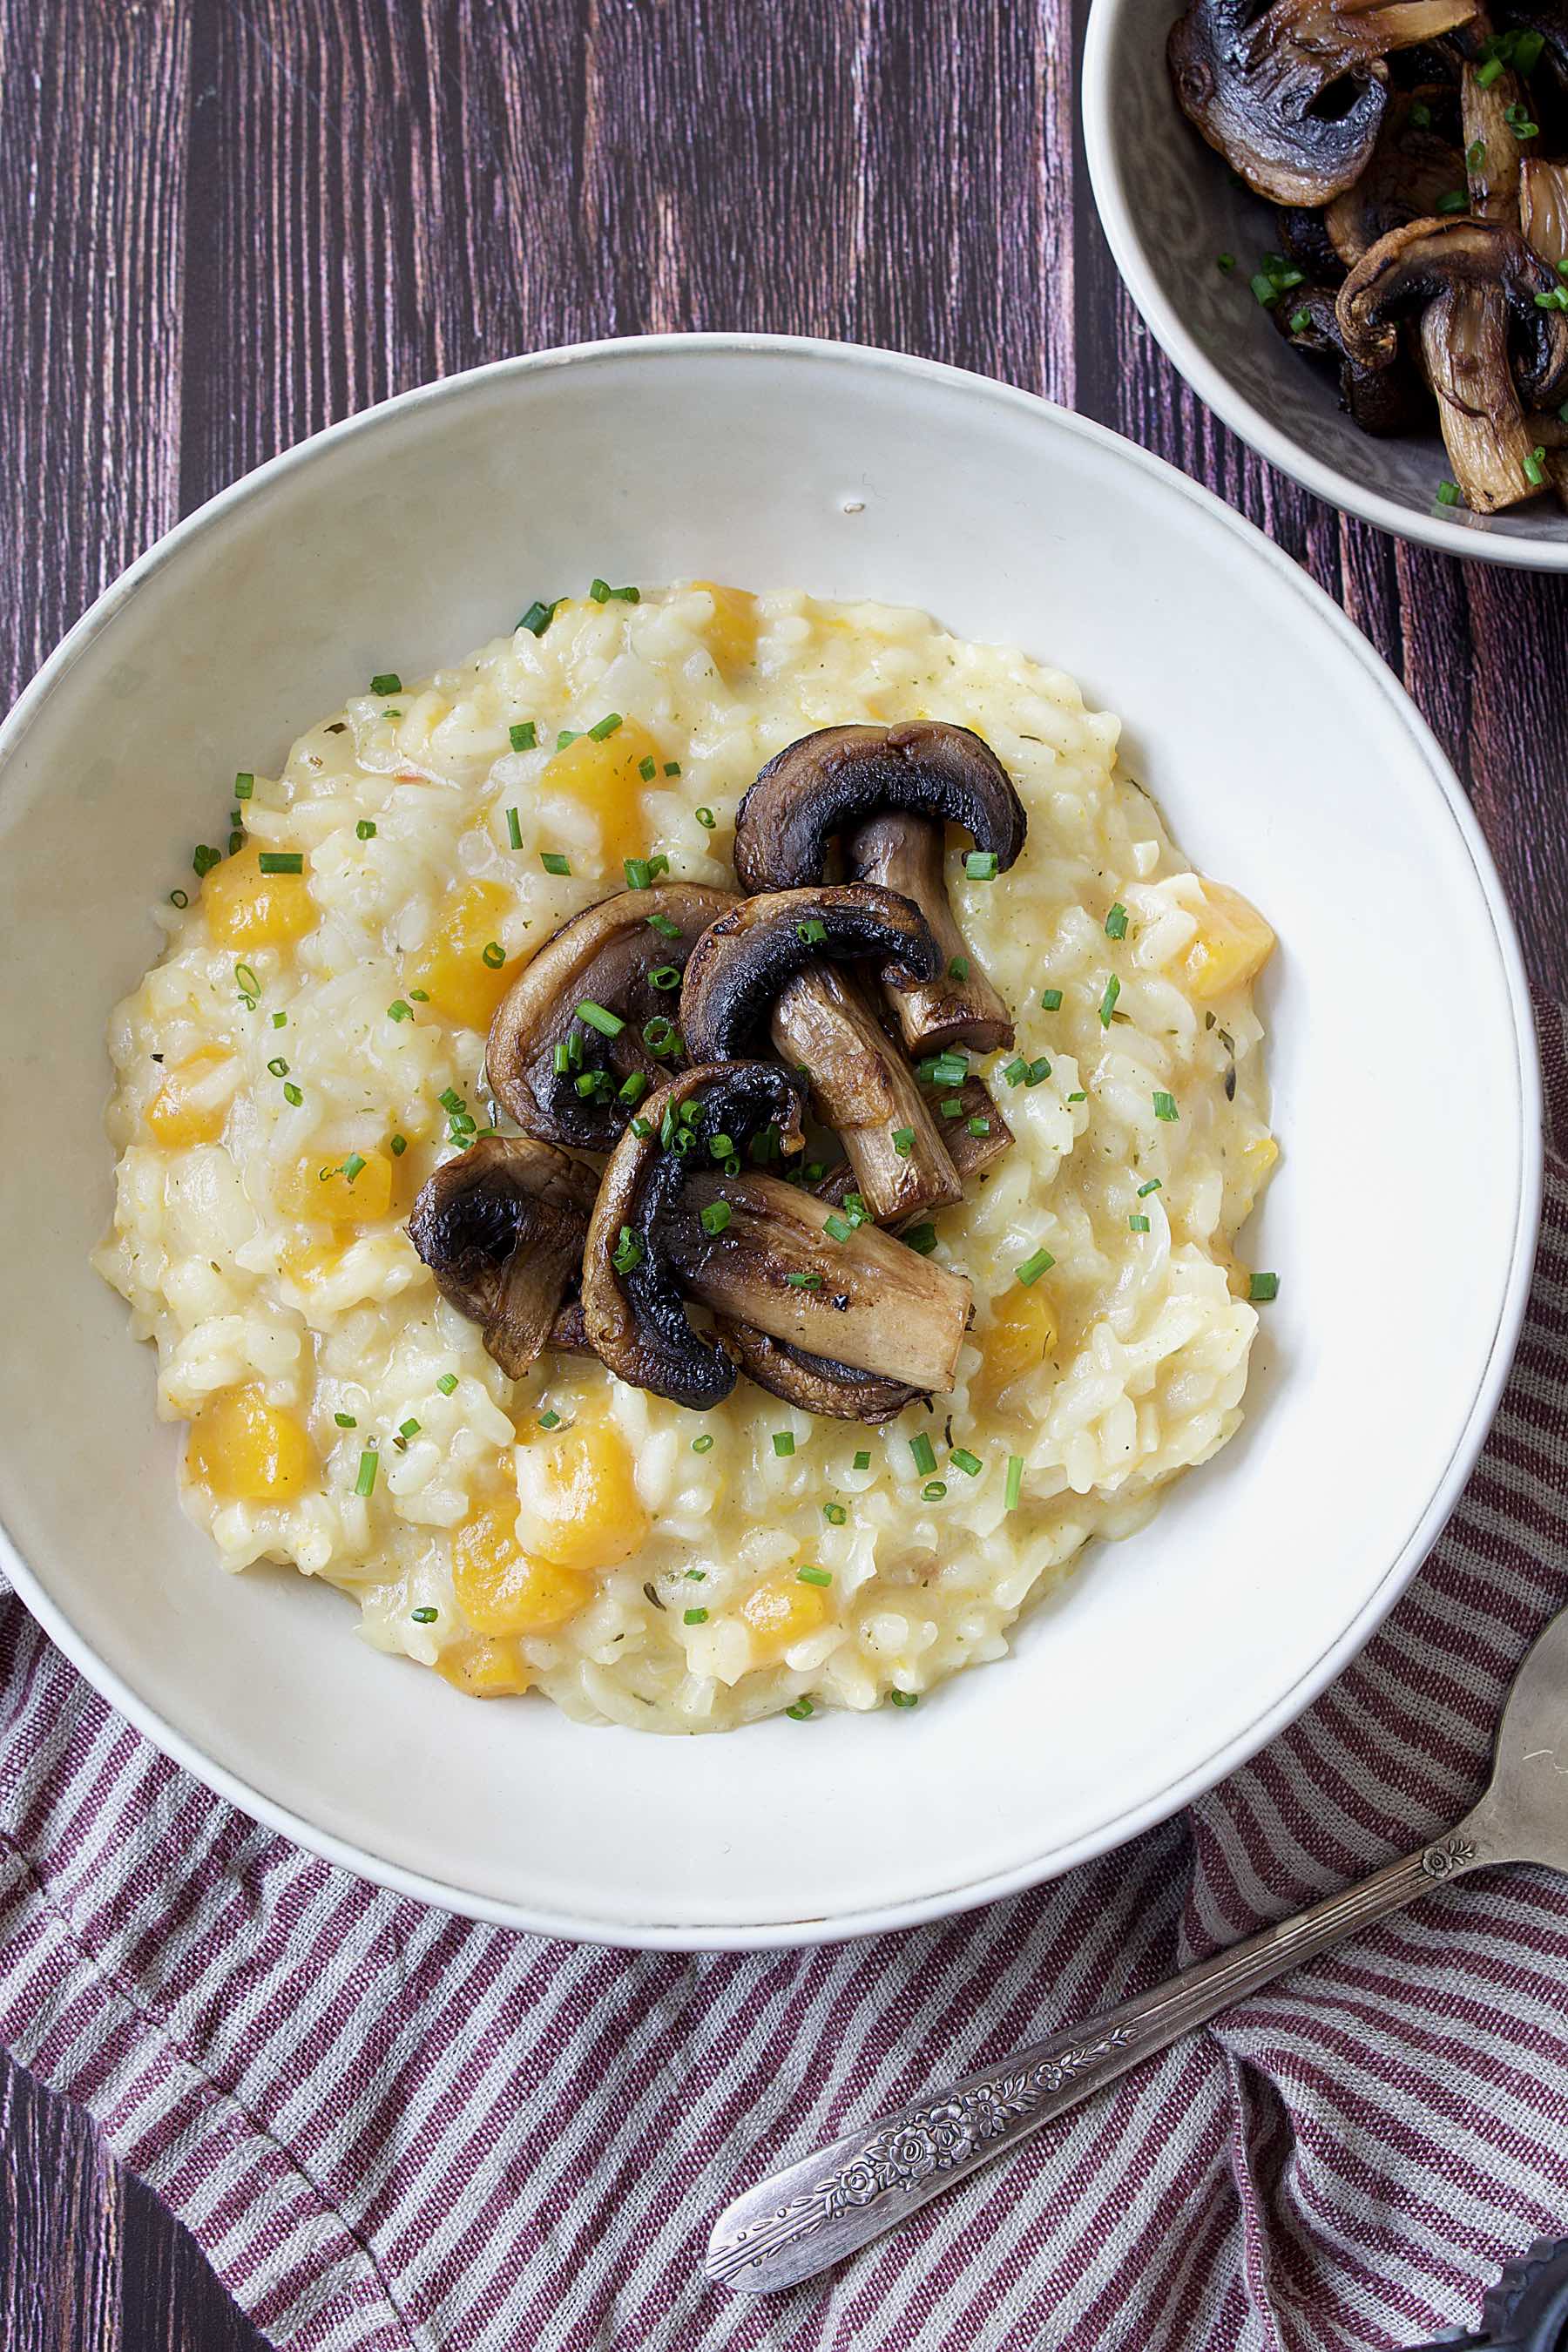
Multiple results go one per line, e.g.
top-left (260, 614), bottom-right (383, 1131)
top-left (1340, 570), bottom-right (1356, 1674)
top-left (1083, 0), bottom-right (1568, 564)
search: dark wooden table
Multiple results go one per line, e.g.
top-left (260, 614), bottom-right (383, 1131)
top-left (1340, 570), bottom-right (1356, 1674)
top-left (2, 3), bottom-right (1565, 2346)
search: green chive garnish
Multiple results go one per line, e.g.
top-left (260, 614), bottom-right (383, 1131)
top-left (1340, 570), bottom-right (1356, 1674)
top-left (588, 712), bottom-right (623, 741)
top-left (334, 1411), bottom-right (357, 1428)
top-left (258, 852), bottom-right (303, 875)
top-left (341, 1152), bottom-right (367, 1184)
top-left (612, 1226), bottom-right (644, 1274)
top-left (902, 1222), bottom-right (938, 1256)
top-left (436, 1374), bottom-right (458, 1395)
top-left (785, 1699), bottom-right (814, 1720)
top-left (1100, 975), bottom-right (1121, 1026)
top-left (695, 807), bottom-right (716, 829)
top-left (948, 955), bottom-right (970, 981)
top-left (1137, 1177), bottom-right (1161, 1196)
top-left (951, 1448), bottom-right (983, 1477)
top-left (397, 1417), bottom-right (420, 1439)
top-left (540, 851), bottom-right (571, 875)
top-left (234, 772), bottom-right (253, 800)
top-left (891, 1126), bottom-right (916, 1157)
top-left (922, 1479), bottom-right (947, 1501)
top-left (1130, 1213), bottom-right (1151, 1232)
top-left (482, 941), bottom-right (505, 968)
top-left (889, 1689), bottom-right (919, 1708)
top-left (798, 1566), bottom-right (832, 1586)
top-left (700, 1200), bottom-right (732, 1236)
top-left (684, 1607), bottom-right (709, 1625)
top-left (510, 720), bottom-right (537, 752)
top-left (1217, 253), bottom-right (1235, 274)
top-left (785, 1270), bottom-right (822, 1288)
top-left (193, 844), bottom-right (221, 878)
top-left (823, 1212), bottom-right (854, 1243)
top-left (1017, 1247), bottom-right (1055, 1286)
top-left (1040, 987), bottom-right (1063, 1010)
top-left (1105, 902), bottom-right (1128, 939)
top-left (517, 599), bottom-right (560, 637)
top-left (355, 1447), bottom-right (378, 1497)
top-left (505, 808), bottom-right (523, 848)
top-left (693, 1432), bottom-right (715, 1452)
top-left (639, 756), bottom-right (657, 781)
top-left (773, 1431), bottom-right (795, 1456)
top-left (282, 1082), bottom-right (303, 1106)
top-left (356, 819), bottom-right (377, 840)
top-left (909, 1433), bottom-right (936, 1477)
top-left (537, 1409), bottom-right (561, 1429)
top-left (964, 850), bottom-right (998, 881)
top-left (1249, 1271), bottom-right (1280, 1301)
top-left (411, 1607), bottom-right (438, 1624)
top-left (1004, 1455), bottom-right (1024, 1511)
top-left (853, 1450), bottom-right (871, 1470)
top-left (370, 672), bottom-right (401, 696)
top-left (1153, 1091), bottom-right (1179, 1121)
top-left (823, 1503), bottom-right (847, 1524)
top-left (576, 999), bottom-right (624, 1037)
top-left (388, 1000), bottom-right (413, 1022)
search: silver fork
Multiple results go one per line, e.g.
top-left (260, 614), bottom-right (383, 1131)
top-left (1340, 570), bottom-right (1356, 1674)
top-left (706, 1598), bottom-right (1568, 2297)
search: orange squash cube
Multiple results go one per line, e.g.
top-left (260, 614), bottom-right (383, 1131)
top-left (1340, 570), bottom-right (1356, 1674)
top-left (281, 1147), bottom-right (395, 1224)
top-left (542, 718), bottom-right (662, 870)
top-left (145, 1048), bottom-right (234, 1147)
top-left (740, 1572), bottom-right (832, 1658)
top-left (435, 1637), bottom-right (534, 1699)
top-left (1181, 879), bottom-right (1275, 1002)
top-left (452, 1498), bottom-right (592, 1635)
top-left (202, 843), bottom-right (314, 951)
top-left (512, 1413), bottom-right (649, 1572)
top-left (689, 581), bottom-right (759, 679)
top-left (186, 1385), bottom-right (314, 1503)
top-left (405, 880), bottom-right (515, 1030)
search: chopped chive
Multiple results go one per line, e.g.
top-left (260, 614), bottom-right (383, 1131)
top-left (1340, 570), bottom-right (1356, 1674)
top-left (612, 1225), bottom-right (644, 1274)
top-left (967, 1114), bottom-right (990, 1137)
top-left (341, 1152), bottom-right (367, 1183)
top-left (258, 852), bottom-right (304, 875)
top-left (481, 940), bottom-right (505, 969)
top-left (795, 916), bottom-right (828, 946)
top-left (918, 1050), bottom-right (969, 1088)
top-left (1524, 447), bottom-right (1548, 488)
top-left (630, 1116), bottom-right (652, 1138)
top-left (1217, 252), bottom-right (1235, 273)
top-left (509, 720), bottom-right (537, 753)
top-left (369, 672), bottom-right (402, 697)
top-left (233, 772), bottom-right (254, 801)
top-left (638, 755), bottom-right (657, 781)
top-left (1288, 307), bottom-right (1312, 335)
top-left (964, 850), bottom-right (999, 881)
top-left (409, 988), bottom-right (429, 1001)
top-left (646, 912), bottom-right (682, 939)
top-left (1100, 974), bottom-right (1121, 1026)
top-left (624, 855), bottom-right (652, 890)
top-left (1137, 1177), bottom-right (1162, 1196)
top-left (823, 1213), bottom-right (854, 1243)
top-left (411, 1607), bottom-right (438, 1624)
top-left (537, 1408), bottom-right (562, 1429)
top-left (267, 1056), bottom-right (289, 1078)
top-left (282, 1082), bottom-right (303, 1106)
top-left (648, 964), bottom-right (680, 990)
top-left (823, 1503), bottom-right (847, 1525)
top-left (1004, 1454), bottom-right (1024, 1511)
top-left (576, 998), bottom-right (625, 1037)
top-left (798, 1565), bottom-right (833, 1586)
top-left (233, 962), bottom-right (260, 999)
top-left (642, 1016), bottom-right (678, 1056)
top-left (389, 1134), bottom-right (407, 1155)
top-left (552, 1040), bottom-right (571, 1076)
top-left (588, 711), bottom-right (624, 741)
top-left (700, 1200), bottom-right (733, 1236)
top-left (1105, 902), bottom-right (1128, 939)
top-left (618, 1070), bottom-right (648, 1106)
top-left (909, 1432), bottom-right (936, 1477)
top-left (556, 729), bottom-right (579, 750)
top-left (1153, 1090), bottom-right (1179, 1122)
top-left (1436, 187), bottom-right (1468, 211)
top-left (1249, 1271), bottom-right (1280, 1301)
top-left (1067, 1090), bottom-right (1086, 1103)
top-left (505, 808), bottom-right (523, 848)
top-left (773, 1431), bottom-right (796, 1456)
top-left (695, 806), bottom-right (715, 829)
top-left (1003, 1057), bottom-right (1028, 1087)
top-left (1026, 1057), bottom-right (1051, 1085)
top-left (902, 1222), bottom-right (938, 1256)
top-left (397, 1417), bottom-right (420, 1440)
top-left (922, 1480), bottom-right (947, 1501)
top-left (1016, 1246), bottom-right (1055, 1286)
top-left (785, 1699), bottom-right (814, 1720)
top-left (271, 1010), bottom-right (287, 1028)
top-left (692, 1432), bottom-right (715, 1452)
top-left (355, 1447), bottom-right (378, 1497)
top-left (611, 584), bottom-right (639, 602)
top-left (1477, 51), bottom-right (1504, 84)
top-left (948, 955), bottom-right (970, 981)
top-left (785, 1270), bottom-right (822, 1288)
top-left (1130, 1213), bottom-right (1151, 1232)
top-left (853, 1449), bottom-right (871, 1470)
top-left (436, 1374), bottom-right (458, 1395)
top-left (1040, 987), bottom-right (1063, 1010)
top-left (517, 598), bottom-right (560, 637)
top-left (193, 845), bottom-right (221, 877)
top-left (541, 851), bottom-right (571, 875)
top-left (891, 1125), bottom-right (916, 1157)
top-left (1466, 138), bottom-right (1487, 169)
top-left (684, 1607), bottom-right (709, 1625)
top-left (889, 1689), bottom-right (919, 1708)
top-left (356, 819), bottom-right (377, 840)
top-left (1250, 272), bottom-right (1278, 306)
top-left (169, 888), bottom-right (189, 907)
top-left (685, 1568), bottom-right (706, 1579)
top-left (589, 578), bottom-right (612, 603)
top-left (334, 1411), bottom-right (357, 1428)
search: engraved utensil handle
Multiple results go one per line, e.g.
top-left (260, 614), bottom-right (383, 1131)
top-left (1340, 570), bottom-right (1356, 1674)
top-left (706, 1822), bottom-right (1492, 2295)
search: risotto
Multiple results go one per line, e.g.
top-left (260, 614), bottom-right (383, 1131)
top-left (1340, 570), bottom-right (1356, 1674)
top-left (94, 581), bottom-right (1277, 1732)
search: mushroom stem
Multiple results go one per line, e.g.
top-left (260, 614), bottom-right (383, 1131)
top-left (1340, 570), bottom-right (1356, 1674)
top-left (1521, 160), bottom-right (1568, 511)
top-left (674, 1173), bottom-right (972, 1394)
top-left (769, 964), bottom-right (961, 1223)
top-left (848, 812), bottom-right (1014, 1054)
top-left (1461, 60), bottom-right (1523, 226)
top-left (1419, 284), bottom-right (1543, 511)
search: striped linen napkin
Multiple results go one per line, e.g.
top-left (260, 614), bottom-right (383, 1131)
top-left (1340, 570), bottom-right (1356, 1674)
top-left (1, 1008), bottom-right (1565, 2352)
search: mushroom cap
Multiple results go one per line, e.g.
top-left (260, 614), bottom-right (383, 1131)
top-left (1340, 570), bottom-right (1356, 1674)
top-left (1337, 213), bottom-right (1568, 404)
top-left (408, 1132), bottom-right (598, 1378)
top-left (732, 721), bottom-right (1026, 895)
top-left (1270, 283), bottom-right (1428, 434)
top-left (486, 882), bottom-right (736, 1151)
top-left (679, 883), bottom-right (941, 1063)
top-left (580, 1063), bottom-right (808, 1410)
top-left (719, 1320), bottom-right (920, 1423)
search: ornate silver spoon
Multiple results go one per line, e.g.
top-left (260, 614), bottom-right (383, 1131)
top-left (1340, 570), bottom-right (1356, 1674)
top-left (707, 1597), bottom-right (1568, 2297)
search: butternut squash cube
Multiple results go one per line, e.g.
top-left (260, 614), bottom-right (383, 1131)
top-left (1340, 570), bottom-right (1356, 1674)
top-left (740, 1572), bottom-right (832, 1658)
top-left (980, 1284), bottom-right (1058, 1397)
top-left (512, 1412), bottom-right (649, 1572)
top-left (453, 1499), bottom-right (592, 1634)
top-left (405, 880), bottom-right (515, 1030)
top-left (690, 581), bottom-right (759, 679)
top-left (543, 718), bottom-right (662, 869)
top-left (145, 1048), bottom-right (234, 1147)
top-left (435, 1637), bottom-right (533, 1699)
top-left (186, 1385), bottom-right (314, 1503)
top-left (281, 1147), bottom-right (395, 1224)
top-left (1181, 880), bottom-right (1275, 1002)
top-left (202, 843), bottom-right (314, 951)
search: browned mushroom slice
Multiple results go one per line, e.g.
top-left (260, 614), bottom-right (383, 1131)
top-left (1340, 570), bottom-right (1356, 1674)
top-left (675, 1173), bottom-right (971, 1395)
top-left (486, 882), bottom-right (735, 1150)
top-left (1338, 213), bottom-right (1568, 506)
top-left (581, 1064), bottom-right (971, 1410)
top-left (939, 1077), bottom-right (1014, 1183)
top-left (1168, 0), bottom-right (1477, 206)
top-left (733, 721), bottom-right (1026, 1056)
top-left (1520, 158), bottom-right (1568, 505)
top-left (1322, 88), bottom-right (1463, 265)
top-left (1461, 58), bottom-right (1526, 221)
top-left (1271, 284), bottom-right (1428, 432)
top-left (409, 1133), bottom-right (598, 1377)
top-left (679, 883), bottom-right (961, 1224)
top-left (716, 1321), bottom-right (920, 1425)
top-left (1278, 205), bottom-right (1349, 285)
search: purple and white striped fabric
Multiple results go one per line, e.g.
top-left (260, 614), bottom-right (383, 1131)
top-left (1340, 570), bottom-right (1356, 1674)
top-left (3, 1013), bottom-right (1566, 2352)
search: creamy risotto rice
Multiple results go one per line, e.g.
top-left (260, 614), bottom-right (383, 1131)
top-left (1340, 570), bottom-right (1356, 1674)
top-left (95, 582), bottom-right (1277, 1732)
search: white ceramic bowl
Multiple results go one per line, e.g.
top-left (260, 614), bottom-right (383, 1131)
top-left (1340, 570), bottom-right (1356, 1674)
top-left (0, 335), bottom-right (1540, 1948)
top-left (1083, 0), bottom-right (1568, 570)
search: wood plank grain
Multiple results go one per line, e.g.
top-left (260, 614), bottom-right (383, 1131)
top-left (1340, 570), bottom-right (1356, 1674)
top-left (2, 2), bottom-right (1567, 2346)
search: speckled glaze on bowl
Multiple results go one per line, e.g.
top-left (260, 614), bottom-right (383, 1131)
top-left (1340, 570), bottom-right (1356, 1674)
top-left (1083, 0), bottom-right (1568, 569)
top-left (0, 335), bottom-right (1542, 1949)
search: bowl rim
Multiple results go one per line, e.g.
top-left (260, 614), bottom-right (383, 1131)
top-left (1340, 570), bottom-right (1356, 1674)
top-left (1079, 0), bottom-right (1568, 574)
top-left (0, 330), bottom-right (1544, 1948)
